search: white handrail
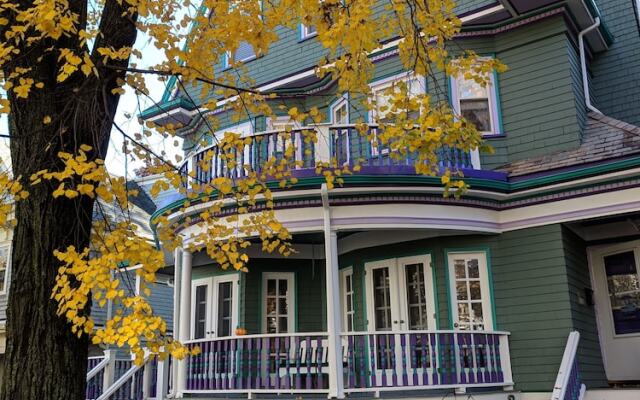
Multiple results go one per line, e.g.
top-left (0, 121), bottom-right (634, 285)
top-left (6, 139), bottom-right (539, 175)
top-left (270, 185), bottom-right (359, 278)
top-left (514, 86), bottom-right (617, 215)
top-left (86, 354), bottom-right (111, 382)
top-left (551, 331), bottom-right (583, 400)
top-left (96, 354), bottom-right (152, 400)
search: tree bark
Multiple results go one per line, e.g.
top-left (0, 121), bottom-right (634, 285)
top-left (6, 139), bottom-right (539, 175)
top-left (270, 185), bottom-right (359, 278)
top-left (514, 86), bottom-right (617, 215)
top-left (0, 0), bottom-right (138, 397)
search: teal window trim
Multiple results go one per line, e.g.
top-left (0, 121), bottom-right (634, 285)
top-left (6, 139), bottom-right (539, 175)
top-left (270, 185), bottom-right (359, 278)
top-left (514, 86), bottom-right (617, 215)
top-left (443, 247), bottom-right (497, 331)
top-left (431, 257), bottom-right (440, 330)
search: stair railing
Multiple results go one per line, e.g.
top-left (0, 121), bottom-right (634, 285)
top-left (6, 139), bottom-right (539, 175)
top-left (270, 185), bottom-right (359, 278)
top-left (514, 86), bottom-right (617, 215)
top-left (551, 331), bottom-right (586, 400)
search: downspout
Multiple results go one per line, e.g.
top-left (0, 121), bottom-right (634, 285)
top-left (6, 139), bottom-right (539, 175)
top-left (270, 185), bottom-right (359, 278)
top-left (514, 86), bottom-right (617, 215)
top-left (578, 17), bottom-right (603, 114)
top-left (320, 183), bottom-right (345, 399)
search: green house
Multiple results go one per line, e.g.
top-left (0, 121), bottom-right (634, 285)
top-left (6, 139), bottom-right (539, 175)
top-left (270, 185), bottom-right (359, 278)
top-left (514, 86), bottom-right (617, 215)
top-left (134, 0), bottom-right (640, 399)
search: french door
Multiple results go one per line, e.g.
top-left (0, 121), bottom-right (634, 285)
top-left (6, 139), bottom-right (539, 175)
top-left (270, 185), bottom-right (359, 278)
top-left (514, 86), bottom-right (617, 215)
top-left (446, 252), bottom-right (494, 331)
top-left (191, 274), bottom-right (239, 339)
top-left (365, 255), bottom-right (436, 381)
top-left (590, 242), bottom-right (640, 381)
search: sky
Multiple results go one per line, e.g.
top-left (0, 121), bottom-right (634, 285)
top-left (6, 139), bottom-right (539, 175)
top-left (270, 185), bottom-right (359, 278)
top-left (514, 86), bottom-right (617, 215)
top-left (0, 32), bottom-right (182, 179)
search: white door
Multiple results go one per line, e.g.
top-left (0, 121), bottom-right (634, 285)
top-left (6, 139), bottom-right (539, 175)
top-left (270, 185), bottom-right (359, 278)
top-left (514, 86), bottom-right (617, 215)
top-left (447, 252), bottom-right (494, 331)
top-left (191, 275), bottom-right (239, 339)
top-left (590, 243), bottom-right (640, 381)
top-left (365, 255), bottom-right (436, 381)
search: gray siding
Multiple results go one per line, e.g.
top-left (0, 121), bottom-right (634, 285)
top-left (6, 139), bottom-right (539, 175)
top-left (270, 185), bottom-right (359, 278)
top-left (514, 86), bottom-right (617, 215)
top-left (591, 0), bottom-right (640, 126)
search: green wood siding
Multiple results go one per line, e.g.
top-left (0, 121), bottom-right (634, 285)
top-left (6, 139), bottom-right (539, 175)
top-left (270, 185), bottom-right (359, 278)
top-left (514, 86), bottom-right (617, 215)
top-left (561, 226), bottom-right (607, 388)
top-left (591, 0), bottom-right (640, 126)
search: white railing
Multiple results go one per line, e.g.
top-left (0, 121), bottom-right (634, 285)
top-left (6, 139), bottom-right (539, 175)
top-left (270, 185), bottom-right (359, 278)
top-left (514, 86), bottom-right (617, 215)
top-left (180, 330), bottom-right (512, 396)
top-left (551, 331), bottom-right (586, 400)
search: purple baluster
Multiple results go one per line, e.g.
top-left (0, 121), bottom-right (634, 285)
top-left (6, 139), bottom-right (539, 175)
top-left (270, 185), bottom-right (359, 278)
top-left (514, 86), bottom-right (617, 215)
top-left (493, 334), bottom-right (504, 383)
top-left (487, 334), bottom-right (497, 383)
top-left (390, 334), bottom-right (397, 387)
top-left (348, 335), bottom-right (355, 389)
top-left (255, 338), bottom-right (262, 389)
top-left (401, 334), bottom-right (409, 386)
top-left (409, 334), bottom-right (418, 386)
top-left (264, 338), bottom-right (271, 389)
top-left (421, 333), bottom-right (430, 386)
top-left (458, 333), bottom-right (467, 385)
top-left (358, 335), bottom-right (366, 388)
top-left (369, 334), bottom-right (377, 387)
top-left (378, 334), bottom-right (388, 387)
top-left (305, 336), bottom-right (312, 390)
top-left (295, 337), bottom-right (302, 390)
top-left (274, 336), bottom-right (281, 390)
top-left (316, 336), bottom-right (324, 389)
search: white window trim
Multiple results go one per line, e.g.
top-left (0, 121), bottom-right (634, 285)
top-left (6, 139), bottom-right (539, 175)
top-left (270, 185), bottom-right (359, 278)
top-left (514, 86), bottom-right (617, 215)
top-left (300, 24), bottom-right (318, 40)
top-left (262, 272), bottom-right (295, 333)
top-left (368, 72), bottom-right (426, 123)
top-left (446, 251), bottom-right (494, 331)
top-left (0, 244), bottom-right (10, 295)
top-left (339, 267), bottom-right (355, 332)
top-left (449, 72), bottom-right (502, 136)
top-left (330, 94), bottom-right (349, 125)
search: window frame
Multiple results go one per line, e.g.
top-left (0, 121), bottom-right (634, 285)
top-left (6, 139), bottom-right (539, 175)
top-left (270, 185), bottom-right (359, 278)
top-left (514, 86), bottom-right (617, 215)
top-left (449, 69), bottom-right (502, 136)
top-left (262, 272), bottom-right (295, 333)
top-left (0, 244), bottom-right (10, 295)
top-left (299, 24), bottom-right (318, 41)
top-left (339, 267), bottom-right (355, 332)
top-left (368, 72), bottom-right (426, 124)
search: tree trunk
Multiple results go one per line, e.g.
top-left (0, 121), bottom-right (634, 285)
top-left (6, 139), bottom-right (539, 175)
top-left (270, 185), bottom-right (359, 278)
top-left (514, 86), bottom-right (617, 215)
top-left (0, 0), bottom-right (138, 397)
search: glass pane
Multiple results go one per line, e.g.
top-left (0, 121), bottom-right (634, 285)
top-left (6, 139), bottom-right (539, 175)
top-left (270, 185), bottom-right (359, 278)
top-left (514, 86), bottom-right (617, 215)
top-left (454, 261), bottom-right (466, 278)
top-left (235, 41), bottom-right (255, 62)
top-left (266, 297), bottom-right (276, 316)
top-left (278, 297), bottom-right (288, 316)
top-left (346, 275), bottom-right (352, 292)
top-left (458, 303), bottom-right (470, 323)
top-left (346, 293), bottom-right (353, 312)
top-left (604, 251), bottom-right (640, 334)
top-left (266, 317), bottom-right (277, 334)
top-left (194, 285), bottom-right (207, 339)
top-left (471, 302), bottom-right (484, 327)
top-left (469, 281), bottom-right (482, 300)
top-left (456, 282), bottom-right (468, 300)
top-left (467, 259), bottom-right (479, 278)
top-left (278, 317), bottom-right (288, 333)
top-left (458, 77), bottom-right (488, 99)
top-left (334, 103), bottom-right (348, 124)
top-left (267, 279), bottom-right (276, 296)
top-left (278, 279), bottom-right (288, 296)
top-left (461, 99), bottom-right (491, 132)
top-left (375, 309), bottom-right (391, 331)
top-left (373, 267), bottom-right (392, 330)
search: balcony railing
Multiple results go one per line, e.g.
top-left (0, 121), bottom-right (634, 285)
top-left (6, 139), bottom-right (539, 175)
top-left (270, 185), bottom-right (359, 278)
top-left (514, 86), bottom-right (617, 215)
top-left (178, 125), bottom-right (480, 189)
top-left (182, 330), bottom-right (512, 396)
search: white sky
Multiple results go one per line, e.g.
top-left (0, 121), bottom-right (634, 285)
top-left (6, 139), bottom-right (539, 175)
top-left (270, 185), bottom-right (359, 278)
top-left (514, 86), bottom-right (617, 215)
top-left (0, 32), bottom-right (183, 178)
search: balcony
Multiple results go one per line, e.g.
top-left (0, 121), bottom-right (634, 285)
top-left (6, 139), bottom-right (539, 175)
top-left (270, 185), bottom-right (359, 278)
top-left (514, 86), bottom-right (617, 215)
top-left (178, 125), bottom-right (484, 189)
top-left (182, 330), bottom-right (512, 396)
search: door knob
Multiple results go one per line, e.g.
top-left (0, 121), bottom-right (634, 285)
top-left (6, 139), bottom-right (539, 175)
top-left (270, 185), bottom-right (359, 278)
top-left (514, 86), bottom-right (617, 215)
top-left (393, 321), bottom-right (398, 324)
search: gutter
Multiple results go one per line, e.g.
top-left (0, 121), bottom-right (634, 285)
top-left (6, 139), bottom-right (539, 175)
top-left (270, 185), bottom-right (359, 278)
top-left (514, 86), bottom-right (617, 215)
top-left (578, 16), bottom-right (603, 114)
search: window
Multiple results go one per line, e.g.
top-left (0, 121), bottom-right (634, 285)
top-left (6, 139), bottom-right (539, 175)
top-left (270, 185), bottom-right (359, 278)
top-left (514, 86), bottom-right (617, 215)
top-left (263, 272), bottom-right (295, 333)
top-left (447, 251), bottom-right (494, 331)
top-left (300, 24), bottom-right (317, 40)
top-left (450, 70), bottom-right (501, 135)
top-left (331, 96), bottom-right (349, 125)
top-left (0, 245), bottom-right (10, 294)
top-left (340, 268), bottom-right (355, 332)
top-left (224, 41), bottom-right (257, 68)
top-left (369, 73), bottom-right (424, 123)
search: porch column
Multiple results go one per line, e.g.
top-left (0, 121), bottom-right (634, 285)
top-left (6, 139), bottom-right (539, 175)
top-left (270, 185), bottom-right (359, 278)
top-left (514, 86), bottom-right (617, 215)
top-left (176, 249), bottom-right (192, 398)
top-left (170, 246), bottom-right (183, 395)
top-left (322, 183), bottom-right (345, 399)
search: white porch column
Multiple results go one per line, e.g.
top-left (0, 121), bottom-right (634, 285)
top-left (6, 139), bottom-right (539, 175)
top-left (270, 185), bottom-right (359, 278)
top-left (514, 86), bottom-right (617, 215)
top-left (102, 349), bottom-right (117, 393)
top-left (321, 184), bottom-right (345, 399)
top-left (176, 249), bottom-right (192, 398)
top-left (170, 246), bottom-right (183, 396)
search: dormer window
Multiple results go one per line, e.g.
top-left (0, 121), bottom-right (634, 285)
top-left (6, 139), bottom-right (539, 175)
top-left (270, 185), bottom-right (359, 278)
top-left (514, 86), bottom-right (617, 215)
top-left (450, 71), bottom-right (502, 135)
top-left (300, 24), bottom-right (317, 40)
top-left (224, 41), bottom-right (257, 68)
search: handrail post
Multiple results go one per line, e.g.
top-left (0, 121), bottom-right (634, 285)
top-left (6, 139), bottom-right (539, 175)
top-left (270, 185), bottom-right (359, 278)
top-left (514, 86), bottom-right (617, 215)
top-left (102, 349), bottom-right (116, 393)
top-left (155, 357), bottom-right (170, 400)
top-left (142, 357), bottom-right (153, 399)
top-left (499, 334), bottom-right (514, 390)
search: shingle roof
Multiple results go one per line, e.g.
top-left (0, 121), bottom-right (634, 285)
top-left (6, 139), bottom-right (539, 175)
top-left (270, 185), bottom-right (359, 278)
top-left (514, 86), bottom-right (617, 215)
top-left (498, 112), bottom-right (640, 177)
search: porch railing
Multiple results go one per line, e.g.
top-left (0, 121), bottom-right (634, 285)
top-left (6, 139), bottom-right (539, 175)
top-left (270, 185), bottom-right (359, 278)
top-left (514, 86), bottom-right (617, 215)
top-left (178, 125), bottom-right (480, 189)
top-left (329, 126), bottom-right (476, 170)
top-left (182, 330), bottom-right (511, 396)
